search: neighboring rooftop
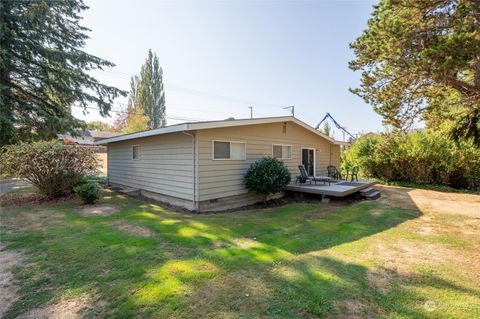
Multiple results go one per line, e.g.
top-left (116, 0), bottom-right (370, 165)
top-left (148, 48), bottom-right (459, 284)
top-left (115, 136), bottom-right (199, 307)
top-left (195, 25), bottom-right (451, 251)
top-left (95, 116), bottom-right (345, 145)
top-left (59, 130), bottom-right (120, 145)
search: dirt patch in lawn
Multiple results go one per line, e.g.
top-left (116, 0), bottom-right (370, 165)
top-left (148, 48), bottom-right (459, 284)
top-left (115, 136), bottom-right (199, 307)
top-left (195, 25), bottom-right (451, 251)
top-left (0, 192), bottom-right (78, 207)
top-left (18, 294), bottom-right (102, 319)
top-left (366, 268), bottom-right (391, 293)
top-left (110, 220), bottom-right (152, 237)
top-left (364, 239), bottom-right (473, 276)
top-left (0, 243), bottom-right (25, 319)
top-left (369, 208), bottom-right (384, 217)
top-left (332, 299), bottom-right (376, 319)
top-left (77, 204), bottom-right (119, 217)
top-left (376, 185), bottom-right (480, 217)
top-left (187, 270), bottom-right (272, 317)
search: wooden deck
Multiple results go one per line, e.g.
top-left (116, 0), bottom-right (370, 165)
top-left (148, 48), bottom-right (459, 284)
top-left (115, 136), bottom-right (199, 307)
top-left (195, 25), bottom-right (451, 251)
top-left (286, 180), bottom-right (377, 197)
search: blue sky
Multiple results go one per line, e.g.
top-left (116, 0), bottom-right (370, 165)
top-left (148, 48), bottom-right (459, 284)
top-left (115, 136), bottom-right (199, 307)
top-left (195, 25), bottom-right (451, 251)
top-left (75, 0), bottom-right (382, 138)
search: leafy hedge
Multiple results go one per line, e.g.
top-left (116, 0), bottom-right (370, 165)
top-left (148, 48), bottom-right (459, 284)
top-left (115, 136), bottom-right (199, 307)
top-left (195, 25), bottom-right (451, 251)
top-left (1, 141), bottom-right (99, 198)
top-left (74, 182), bottom-right (101, 204)
top-left (342, 131), bottom-right (480, 190)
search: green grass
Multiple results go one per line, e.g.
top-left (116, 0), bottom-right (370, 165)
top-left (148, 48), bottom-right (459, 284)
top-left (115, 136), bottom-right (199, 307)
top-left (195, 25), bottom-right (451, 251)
top-left (1, 190), bottom-right (479, 318)
top-left (374, 179), bottom-right (480, 195)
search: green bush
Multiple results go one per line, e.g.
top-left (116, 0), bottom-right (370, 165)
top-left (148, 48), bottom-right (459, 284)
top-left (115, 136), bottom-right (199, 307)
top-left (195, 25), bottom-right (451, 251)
top-left (1, 140), bottom-right (99, 198)
top-left (244, 157), bottom-right (291, 202)
top-left (342, 131), bottom-right (480, 190)
top-left (74, 182), bottom-right (100, 204)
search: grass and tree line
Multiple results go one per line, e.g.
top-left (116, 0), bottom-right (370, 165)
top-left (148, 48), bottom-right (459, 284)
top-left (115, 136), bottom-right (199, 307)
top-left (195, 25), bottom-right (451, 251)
top-left (0, 1), bottom-right (479, 318)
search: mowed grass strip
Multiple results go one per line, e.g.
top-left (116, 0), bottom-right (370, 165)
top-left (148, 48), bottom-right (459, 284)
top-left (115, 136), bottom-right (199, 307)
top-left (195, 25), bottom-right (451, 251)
top-left (1, 189), bottom-right (479, 319)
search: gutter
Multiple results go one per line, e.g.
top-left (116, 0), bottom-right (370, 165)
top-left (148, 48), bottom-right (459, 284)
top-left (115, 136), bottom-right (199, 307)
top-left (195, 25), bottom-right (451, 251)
top-left (182, 131), bottom-right (198, 211)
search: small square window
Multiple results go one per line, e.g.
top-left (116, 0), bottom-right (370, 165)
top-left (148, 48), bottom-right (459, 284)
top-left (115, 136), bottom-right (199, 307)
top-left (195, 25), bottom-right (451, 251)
top-left (273, 145), bottom-right (282, 158)
top-left (213, 141), bottom-right (246, 160)
top-left (132, 145), bottom-right (140, 160)
top-left (272, 145), bottom-right (292, 159)
top-left (213, 141), bottom-right (230, 159)
top-left (230, 142), bottom-right (245, 160)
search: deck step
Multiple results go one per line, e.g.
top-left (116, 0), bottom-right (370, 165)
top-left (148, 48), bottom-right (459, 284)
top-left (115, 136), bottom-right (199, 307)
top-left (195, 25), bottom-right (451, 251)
top-left (365, 190), bottom-right (381, 200)
top-left (359, 187), bottom-right (376, 195)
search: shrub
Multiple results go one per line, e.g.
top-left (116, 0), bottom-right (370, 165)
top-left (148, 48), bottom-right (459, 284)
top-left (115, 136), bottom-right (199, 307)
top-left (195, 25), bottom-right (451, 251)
top-left (244, 157), bottom-right (291, 202)
top-left (74, 182), bottom-right (100, 204)
top-left (342, 131), bottom-right (480, 190)
top-left (1, 140), bottom-right (99, 198)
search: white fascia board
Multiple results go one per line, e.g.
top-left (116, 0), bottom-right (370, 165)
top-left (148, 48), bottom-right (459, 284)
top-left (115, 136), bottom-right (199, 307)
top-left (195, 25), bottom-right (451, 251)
top-left (185, 116), bottom-right (294, 130)
top-left (94, 123), bottom-right (188, 145)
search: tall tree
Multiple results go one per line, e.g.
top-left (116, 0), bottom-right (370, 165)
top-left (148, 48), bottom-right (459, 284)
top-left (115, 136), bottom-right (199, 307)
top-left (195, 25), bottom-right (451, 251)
top-left (350, 0), bottom-right (480, 143)
top-left (322, 122), bottom-right (331, 137)
top-left (0, 0), bottom-right (126, 146)
top-left (126, 50), bottom-right (166, 132)
top-left (85, 121), bottom-right (110, 131)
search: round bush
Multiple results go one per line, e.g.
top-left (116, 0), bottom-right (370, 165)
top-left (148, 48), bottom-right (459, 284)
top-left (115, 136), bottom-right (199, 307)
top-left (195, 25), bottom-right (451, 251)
top-left (74, 182), bottom-right (100, 204)
top-left (1, 140), bottom-right (99, 198)
top-left (244, 157), bottom-right (291, 201)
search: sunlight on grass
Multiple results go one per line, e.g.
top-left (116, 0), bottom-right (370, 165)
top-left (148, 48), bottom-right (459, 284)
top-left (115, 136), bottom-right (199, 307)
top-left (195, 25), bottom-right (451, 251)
top-left (160, 218), bottom-right (180, 225)
top-left (311, 269), bottom-right (346, 284)
top-left (1, 189), bottom-right (479, 319)
top-left (134, 259), bottom-right (219, 306)
top-left (210, 241), bottom-right (292, 265)
top-left (177, 226), bottom-right (219, 241)
top-left (133, 211), bottom-right (162, 220)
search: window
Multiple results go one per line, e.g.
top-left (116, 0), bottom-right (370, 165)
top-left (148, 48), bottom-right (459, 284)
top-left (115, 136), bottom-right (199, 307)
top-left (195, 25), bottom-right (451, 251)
top-left (213, 141), bottom-right (246, 160)
top-left (272, 144), bottom-right (292, 159)
top-left (132, 145), bottom-right (140, 160)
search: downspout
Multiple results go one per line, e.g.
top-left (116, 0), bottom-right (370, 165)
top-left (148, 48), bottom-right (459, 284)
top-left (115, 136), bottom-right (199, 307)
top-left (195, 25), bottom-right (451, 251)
top-left (182, 131), bottom-right (197, 212)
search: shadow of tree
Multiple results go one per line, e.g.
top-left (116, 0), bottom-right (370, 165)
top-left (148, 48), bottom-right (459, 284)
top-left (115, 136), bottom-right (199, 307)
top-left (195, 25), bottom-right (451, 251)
top-left (4, 190), bottom-right (478, 318)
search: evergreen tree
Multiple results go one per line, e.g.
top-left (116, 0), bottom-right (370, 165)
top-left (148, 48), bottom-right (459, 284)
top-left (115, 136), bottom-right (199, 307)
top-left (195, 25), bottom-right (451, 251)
top-left (126, 50), bottom-right (166, 132)
top-left (350, 0), bottom-right (480, 143)
top-left (0, 0), bottom-right (126, 146)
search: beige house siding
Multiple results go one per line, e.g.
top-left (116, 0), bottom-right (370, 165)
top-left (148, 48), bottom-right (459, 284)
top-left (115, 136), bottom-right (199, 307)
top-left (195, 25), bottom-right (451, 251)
top-left (330, 144), bottom-right (341, 170)
top-left (107, 132), bottom-right (195, 202)
top-left (197, 121), bottom-right (339, 202)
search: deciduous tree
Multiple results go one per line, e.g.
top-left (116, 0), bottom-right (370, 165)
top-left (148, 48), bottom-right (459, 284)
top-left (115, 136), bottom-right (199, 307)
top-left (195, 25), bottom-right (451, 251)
top-left (126, 50), bottom-right (166, 132)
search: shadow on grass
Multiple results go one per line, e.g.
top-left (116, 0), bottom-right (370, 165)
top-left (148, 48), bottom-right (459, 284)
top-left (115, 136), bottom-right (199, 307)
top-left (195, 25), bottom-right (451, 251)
top-left (2, 190), bottom-right (455, 318)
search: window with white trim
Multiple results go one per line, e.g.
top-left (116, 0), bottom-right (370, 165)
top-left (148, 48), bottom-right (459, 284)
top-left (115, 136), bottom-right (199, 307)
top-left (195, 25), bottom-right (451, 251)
top-left (272, 144), bottom-right (292, 159)
top-left (132, 145), bottom-right (140, 160)
top-left (213, 141), bottom-right (246, 160)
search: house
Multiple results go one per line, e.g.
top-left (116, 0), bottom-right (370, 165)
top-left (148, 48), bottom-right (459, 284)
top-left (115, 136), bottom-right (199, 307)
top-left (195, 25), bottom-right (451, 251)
top-left (96, 116), bottom-right (343, 211)
top-left (58, 130), bottom-right (120, 146)
top-left (58, 130), bottom-right (120, 174)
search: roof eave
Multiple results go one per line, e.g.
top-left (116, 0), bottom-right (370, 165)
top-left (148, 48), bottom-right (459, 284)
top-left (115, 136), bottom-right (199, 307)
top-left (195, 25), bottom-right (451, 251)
top-left (94, 123), bottom-right (189, 145)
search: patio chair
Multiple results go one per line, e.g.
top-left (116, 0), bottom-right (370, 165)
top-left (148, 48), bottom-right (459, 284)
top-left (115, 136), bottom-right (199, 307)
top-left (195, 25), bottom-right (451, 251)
top-left (327, 165), bottom-right (342, 180)
top-left (296, 165), bottom-right (331, 185)
top-left (350, 166), bottom-right (359, 182)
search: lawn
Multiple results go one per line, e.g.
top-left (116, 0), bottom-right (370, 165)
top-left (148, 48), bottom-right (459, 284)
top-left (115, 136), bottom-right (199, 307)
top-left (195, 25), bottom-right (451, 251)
top-left (1, 186), bottom-right (479, 319)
